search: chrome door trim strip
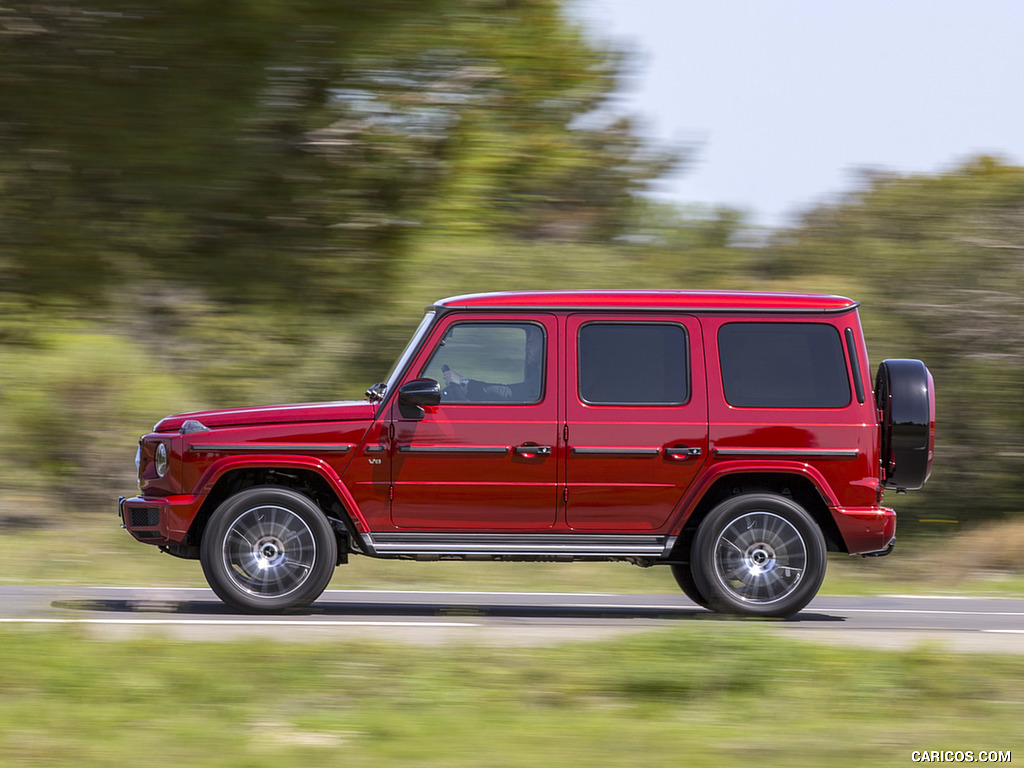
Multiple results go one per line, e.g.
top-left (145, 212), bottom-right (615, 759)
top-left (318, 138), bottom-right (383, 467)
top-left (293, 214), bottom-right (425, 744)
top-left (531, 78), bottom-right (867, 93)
top-left (713, 448), bottom-right (859, 459)
top-left (571, 447), bottom-right (661, 456)
top-left (188, 444), bottom-right (354, 454)
top-left (397, 445), bottom-right (510, 454)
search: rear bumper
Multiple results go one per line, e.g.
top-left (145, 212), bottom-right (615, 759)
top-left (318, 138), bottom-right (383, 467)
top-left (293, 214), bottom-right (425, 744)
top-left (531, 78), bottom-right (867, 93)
top-left (832, 505), bottom-right (897, 555)
top-left (118, 494), bottom-right (204, 545)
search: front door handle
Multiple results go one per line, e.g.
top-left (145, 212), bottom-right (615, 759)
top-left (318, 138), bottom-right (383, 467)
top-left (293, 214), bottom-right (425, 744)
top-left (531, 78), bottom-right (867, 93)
top-left (665, 445), bottom-right (702, 459)
top-left (514, 444), bottom-right (552, 457)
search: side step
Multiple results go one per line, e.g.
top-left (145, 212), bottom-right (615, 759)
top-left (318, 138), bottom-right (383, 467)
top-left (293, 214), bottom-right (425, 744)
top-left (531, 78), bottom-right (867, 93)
top-left (362, 532), bottom-right (675, 560)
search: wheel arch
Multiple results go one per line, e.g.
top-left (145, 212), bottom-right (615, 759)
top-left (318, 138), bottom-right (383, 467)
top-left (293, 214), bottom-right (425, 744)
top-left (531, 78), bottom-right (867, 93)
top-left (672, 471), bottom-right (848, 561)
top-left (185, 464), bottom-right (360, 559)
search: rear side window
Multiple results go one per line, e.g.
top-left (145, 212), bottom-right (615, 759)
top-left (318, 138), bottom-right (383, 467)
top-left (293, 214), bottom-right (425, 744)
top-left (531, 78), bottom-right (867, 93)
top-left (718, 323), bottom-right (850, 408)
top-left (578, 323), bottom-right (689, 406)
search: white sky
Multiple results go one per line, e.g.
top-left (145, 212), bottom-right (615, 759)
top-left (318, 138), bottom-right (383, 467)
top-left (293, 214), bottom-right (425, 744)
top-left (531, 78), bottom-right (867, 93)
top-left (572, 0), bottom-right (1024, 227)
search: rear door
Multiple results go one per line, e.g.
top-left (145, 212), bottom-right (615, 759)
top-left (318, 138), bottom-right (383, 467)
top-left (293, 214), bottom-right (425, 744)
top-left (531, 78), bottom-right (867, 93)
top-left (564, 315), bottom-right (708, 531)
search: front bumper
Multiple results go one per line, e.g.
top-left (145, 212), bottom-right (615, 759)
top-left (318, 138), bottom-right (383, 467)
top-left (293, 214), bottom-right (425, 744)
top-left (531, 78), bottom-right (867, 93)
top-left (118, 494), bottom-right (204, 545)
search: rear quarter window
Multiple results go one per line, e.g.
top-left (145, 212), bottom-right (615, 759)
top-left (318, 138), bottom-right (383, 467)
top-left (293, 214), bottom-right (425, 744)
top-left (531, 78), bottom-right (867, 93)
top-left (718, 322), bottom-right (850, 408)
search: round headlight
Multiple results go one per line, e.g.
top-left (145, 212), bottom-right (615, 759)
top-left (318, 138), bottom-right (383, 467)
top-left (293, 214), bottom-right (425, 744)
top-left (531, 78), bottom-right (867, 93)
top-left (154, 442), bottom-right (169, 478)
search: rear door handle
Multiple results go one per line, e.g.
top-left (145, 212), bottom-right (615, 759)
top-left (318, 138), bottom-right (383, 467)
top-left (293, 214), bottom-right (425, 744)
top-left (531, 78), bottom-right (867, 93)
top-left (665, 446), bottom-right (702, 459)
top-left (514, 444), bottom-right (552, 457)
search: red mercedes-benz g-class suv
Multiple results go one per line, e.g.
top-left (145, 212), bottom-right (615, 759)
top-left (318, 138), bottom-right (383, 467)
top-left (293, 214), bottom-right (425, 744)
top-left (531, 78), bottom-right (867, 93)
top-left (120, 290), bottom-right (934, 618)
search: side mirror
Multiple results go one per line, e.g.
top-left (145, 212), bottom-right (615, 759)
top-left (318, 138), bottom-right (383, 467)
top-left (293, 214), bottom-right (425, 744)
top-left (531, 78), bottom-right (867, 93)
top-left (398, 378), bottom-right (441, 419)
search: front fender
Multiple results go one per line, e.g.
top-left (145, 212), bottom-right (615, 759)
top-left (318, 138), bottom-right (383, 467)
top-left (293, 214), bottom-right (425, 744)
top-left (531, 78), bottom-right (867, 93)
top-left (193, 454), bottom-right (371, 533)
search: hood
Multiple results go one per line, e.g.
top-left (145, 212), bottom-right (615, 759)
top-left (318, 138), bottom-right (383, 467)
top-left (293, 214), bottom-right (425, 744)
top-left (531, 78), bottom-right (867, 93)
top-left (153, 400), bottom-right (377, 433)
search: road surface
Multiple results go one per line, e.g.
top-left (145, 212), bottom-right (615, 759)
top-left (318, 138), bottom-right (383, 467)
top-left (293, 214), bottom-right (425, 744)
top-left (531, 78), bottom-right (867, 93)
top-left (1, 586), bottom-right (1022, 652)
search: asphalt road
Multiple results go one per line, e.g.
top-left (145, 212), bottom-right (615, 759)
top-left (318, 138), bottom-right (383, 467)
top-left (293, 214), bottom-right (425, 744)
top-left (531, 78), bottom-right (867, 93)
top-left (1, 586), bottom-right (1022, 652)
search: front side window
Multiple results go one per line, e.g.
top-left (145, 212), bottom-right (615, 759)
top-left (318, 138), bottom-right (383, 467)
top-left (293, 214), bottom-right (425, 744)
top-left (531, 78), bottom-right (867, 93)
top-left (578, 323), bottom-right (689, 406)
top-left (718, 322), bottom-right (851, 408)
top-left (421, 322), bottom-right (545, 404)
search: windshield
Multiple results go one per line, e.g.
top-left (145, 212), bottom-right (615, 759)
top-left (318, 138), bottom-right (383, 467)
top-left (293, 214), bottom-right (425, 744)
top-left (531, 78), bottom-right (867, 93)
top-left (377, 310), bottom-right (436, 400)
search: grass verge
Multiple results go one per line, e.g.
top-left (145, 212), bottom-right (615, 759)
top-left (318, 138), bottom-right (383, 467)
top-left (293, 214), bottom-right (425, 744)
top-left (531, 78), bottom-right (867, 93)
top-left (1, 624), bottom-right (1020, 767)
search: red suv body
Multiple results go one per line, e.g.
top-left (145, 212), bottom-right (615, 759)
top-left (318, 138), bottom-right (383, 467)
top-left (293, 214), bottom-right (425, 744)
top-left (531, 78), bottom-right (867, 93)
top-left (120, 290), bottom-right (935, 617)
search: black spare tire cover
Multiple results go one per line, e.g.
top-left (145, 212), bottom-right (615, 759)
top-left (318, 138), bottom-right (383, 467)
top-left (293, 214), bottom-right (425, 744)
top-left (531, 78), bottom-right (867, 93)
top-left (875, 359), bottom-right (935, 491)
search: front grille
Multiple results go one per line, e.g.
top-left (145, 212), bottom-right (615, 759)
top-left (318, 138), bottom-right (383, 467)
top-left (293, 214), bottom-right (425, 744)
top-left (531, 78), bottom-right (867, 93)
top-left (133, 531), bottom-right (163, 540)
top-left (129, 507), bottom-right (161, 528)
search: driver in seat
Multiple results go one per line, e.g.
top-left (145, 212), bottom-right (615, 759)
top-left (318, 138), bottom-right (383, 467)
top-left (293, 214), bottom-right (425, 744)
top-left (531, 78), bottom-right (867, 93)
top-left (442, 325), bottom-right (543, 403)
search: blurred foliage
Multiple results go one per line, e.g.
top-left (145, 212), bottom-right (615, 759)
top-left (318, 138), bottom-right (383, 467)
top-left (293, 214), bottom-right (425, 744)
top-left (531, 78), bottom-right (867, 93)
top-left (0, 330), bottom-right (193, 503)
top-left (0, 1), bottom-right (1022, 531)
top-left (761, 156), bottom-right (1024, 524)
top-left (0, 0), bottom-right (678, 308)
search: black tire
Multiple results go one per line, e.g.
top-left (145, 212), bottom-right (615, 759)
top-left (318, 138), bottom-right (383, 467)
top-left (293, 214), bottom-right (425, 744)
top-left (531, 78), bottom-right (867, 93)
top-left (691, 494), bottom-right (827, 618)
top-left (670, 562), bottom-right (711, 609)
top-left (875, 359), bottom-right (935, 491)
top-left (200, 486), bottom-right (337, 614)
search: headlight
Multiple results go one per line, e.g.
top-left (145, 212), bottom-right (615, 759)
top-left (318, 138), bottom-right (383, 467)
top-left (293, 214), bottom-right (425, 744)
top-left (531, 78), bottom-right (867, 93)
top-left (154, 442), bottom-right (169, 478)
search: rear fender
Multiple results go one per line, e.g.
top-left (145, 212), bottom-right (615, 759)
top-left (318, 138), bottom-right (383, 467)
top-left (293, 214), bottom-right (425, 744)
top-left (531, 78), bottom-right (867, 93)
top-left (669, 461), bottom-right (847, 552)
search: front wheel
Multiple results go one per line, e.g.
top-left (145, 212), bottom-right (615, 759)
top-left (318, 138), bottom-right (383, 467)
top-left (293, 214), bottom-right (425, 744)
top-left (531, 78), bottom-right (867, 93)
top-left (691, 494), bottom-right (827, 618)
top-left (200, 486), bottom-right (337, 614)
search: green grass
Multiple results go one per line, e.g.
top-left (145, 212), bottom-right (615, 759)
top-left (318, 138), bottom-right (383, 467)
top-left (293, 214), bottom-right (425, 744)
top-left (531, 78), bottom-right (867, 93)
top-left (0, 625), bottom-right (1020, 767)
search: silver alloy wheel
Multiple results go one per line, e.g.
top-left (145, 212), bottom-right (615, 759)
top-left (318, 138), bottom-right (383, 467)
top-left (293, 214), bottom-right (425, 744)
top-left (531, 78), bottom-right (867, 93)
top-left (711, 510), bottom-right (807, 605)
top-left (221, 504), bottom-right (317, 599)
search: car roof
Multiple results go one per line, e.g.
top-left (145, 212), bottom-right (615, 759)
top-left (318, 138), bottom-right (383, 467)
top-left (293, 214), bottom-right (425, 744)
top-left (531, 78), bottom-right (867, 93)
top-left (432, 290), bottom-right (858, 314)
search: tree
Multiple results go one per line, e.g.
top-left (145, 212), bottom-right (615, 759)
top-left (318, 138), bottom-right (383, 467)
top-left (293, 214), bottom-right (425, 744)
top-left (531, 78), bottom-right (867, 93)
top-left (763, 156), bottom-right (1024, 523)
top-left (0, 0), bottom-right (681, 310)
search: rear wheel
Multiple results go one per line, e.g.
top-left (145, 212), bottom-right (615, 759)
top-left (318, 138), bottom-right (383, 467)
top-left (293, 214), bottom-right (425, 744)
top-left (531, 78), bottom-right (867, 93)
top-left (670, 562), bottom-right (710, 608)
top-left (692, 494), bottom-right (827, 618)
top-left (200, 486), bottom-right (336, 614)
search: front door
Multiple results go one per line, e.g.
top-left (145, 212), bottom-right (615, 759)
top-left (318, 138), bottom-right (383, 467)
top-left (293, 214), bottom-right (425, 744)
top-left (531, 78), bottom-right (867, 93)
top-left (390, 314), bottom-right (559, 529)
top-left (564, 315), bottom-right (708, 531)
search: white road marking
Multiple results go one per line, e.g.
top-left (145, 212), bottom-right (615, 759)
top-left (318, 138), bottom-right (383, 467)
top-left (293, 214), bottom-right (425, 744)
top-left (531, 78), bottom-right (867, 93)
top-left (881, 594), bottom-right (1013, 601)
top-left (64, 587), bottom-right (620, 597)
top-left (56, 586), bottom-right (213, 592)
top-left (832, 608), bottom-right (1024, 617)
top-left (0, 618), bottom-right (478, 627)
top-left (51, 589), bottom-right (1020, 605)
top-left (325, 590), bottom-right (621, 598)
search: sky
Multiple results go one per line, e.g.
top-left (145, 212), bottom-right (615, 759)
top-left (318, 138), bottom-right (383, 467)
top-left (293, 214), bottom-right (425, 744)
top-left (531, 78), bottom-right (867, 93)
top-left (572, 0), bottom-right (1024, 227)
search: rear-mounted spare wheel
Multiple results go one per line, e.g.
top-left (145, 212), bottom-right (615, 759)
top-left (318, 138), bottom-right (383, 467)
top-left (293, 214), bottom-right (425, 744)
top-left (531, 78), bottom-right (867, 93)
top-left (875, 358), bottom-right (935, 491)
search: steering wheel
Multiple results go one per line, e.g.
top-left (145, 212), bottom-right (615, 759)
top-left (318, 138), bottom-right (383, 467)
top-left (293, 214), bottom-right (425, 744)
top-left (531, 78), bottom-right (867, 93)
top-left (440, 365), bottom-right (468, 402)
